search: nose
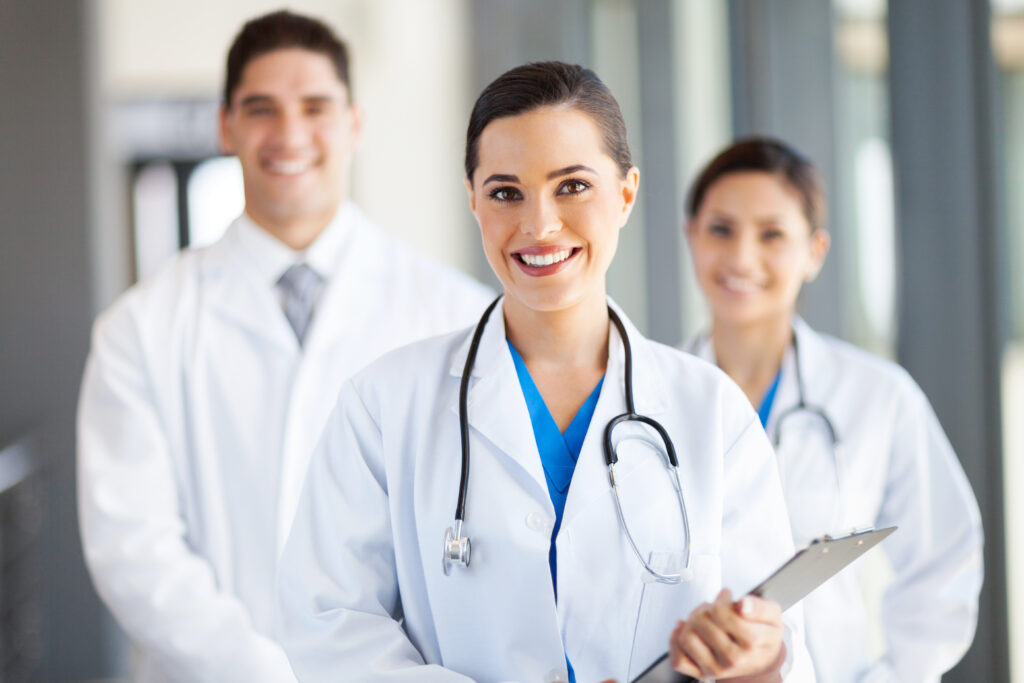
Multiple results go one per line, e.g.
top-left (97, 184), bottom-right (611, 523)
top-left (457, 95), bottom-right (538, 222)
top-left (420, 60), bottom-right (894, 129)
top-left (271, 107), bottom-right (312, 150)
top-left (725, 230), bottom-right (760, 273)
top-left (520, 196), bottom-right (562, 239)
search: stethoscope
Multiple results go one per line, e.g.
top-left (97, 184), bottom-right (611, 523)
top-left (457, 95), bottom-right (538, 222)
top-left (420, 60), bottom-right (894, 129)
top-left (443, 297), bottom-right (692, 583)
top-left (688, 329), bottom-right (844, 512)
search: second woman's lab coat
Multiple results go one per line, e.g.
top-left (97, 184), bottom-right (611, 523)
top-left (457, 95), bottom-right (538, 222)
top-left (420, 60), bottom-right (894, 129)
top-left (277, 302), bottom-right (815, 682)
top-left (688, 318), bottom-right (983, 683)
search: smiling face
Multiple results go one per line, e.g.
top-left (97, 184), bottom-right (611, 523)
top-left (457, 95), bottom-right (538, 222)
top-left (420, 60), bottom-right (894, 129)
top-left (687, 171), bottom-right (829, 328)
top-left (219, 47), bottom-right (361, 244)
top-left (466, 106), bottom-right (638, 315)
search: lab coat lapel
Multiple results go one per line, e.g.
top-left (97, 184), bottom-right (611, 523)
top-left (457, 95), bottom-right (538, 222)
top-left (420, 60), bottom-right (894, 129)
top-left (299, 206), bottom-right (372, 355)
top-left (560, 304), bottom-right (667, 529)
top-left (199, 221), bottom-right (296, 352)
top-left (447, 299), bottom-right (551, 500)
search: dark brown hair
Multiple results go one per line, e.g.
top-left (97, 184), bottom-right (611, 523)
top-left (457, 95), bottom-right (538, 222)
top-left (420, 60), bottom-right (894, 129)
top-left (686, 137), bottom-right (826, 232)
top-left (223, 10), bottom-right (351, 108)
top-left (464, 61), bottom-right (632, 184)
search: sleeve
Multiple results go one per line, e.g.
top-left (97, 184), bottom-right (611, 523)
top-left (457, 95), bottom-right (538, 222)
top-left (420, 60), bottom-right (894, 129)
top-left (860, 383), bottom-right (983, 682)
top-left (76, 311), bottom-right (296, 683)
top-left (275, 381), bottom-right (473, 683)
top-left (720, 416), bottom-right (817, 683)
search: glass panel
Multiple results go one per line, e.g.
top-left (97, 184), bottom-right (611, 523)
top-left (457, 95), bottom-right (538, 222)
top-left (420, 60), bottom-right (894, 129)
top-left (993, 3), bottom-right (1024, 679)
top-left (132, 162), bottom-right (178, 282)
top-left (187, 156), bottom-right (244, 248)
top-left (833, 0), bottom-right (895, 358)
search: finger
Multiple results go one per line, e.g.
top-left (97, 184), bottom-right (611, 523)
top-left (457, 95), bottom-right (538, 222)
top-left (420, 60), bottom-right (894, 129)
top-left (690, 605), bottom-right (743, 671)
top-left (734, 595), bottom-right (783, 625)
top-left (669, 622), bottom-right (702, 678)
top-left (674, 623), bottom-right (721, 678)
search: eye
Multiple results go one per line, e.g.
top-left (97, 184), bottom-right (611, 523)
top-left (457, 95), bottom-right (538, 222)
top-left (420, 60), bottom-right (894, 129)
top-left (760, 227), bottom-right (785, 242)
top-left (557, 179), bottom-right (591, 196)
top-left (246, 106), bottom-right (275, 117)
top-left (709, 222), bottom-right (732, 237)
top-left (488, 186), bottom-right (522, 202)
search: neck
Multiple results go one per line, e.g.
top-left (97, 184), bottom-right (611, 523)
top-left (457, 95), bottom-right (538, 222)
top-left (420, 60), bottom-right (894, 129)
top-left (710, 315), bottom-right (792, 406)
top-left (246, 202), bottom-right (341, 251)
top-left (503, 290), bottom-right (609, 373)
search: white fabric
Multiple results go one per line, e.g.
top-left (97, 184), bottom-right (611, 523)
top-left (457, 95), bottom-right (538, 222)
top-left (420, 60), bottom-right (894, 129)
top-left (276, 301), bottom-right (815, 683)
top-left (686, 318), bottom-right (983, 683)
top-left (77, 203), bottom-right (494, 683)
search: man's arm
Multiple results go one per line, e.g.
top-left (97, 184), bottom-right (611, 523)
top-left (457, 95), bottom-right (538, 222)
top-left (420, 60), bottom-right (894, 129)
top-left (77, 310), bottom-right (295, 683)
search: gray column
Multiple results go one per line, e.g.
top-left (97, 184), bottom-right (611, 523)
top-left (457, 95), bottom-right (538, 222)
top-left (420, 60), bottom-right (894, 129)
top-left (0, 0), bottom-right (116, 678)
top-left (888, 1), bottom-right (1009, 680)
top-left (727, 0), bottom-right (844, 337)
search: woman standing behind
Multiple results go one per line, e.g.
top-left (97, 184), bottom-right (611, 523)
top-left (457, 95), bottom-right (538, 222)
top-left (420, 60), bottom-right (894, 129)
top-left (276, 66), bottom-right (814, 681)
top-left (684, 137), bottom-right (983, 682)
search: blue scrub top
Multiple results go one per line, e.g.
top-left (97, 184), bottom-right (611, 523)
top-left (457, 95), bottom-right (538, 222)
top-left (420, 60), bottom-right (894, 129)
top-left (508, 341), bottom-right (604, 683)
top-left (758, 368), bottom-right (783, 428)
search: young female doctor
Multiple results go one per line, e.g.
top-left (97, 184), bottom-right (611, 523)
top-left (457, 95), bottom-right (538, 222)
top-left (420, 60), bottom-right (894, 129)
top-left (684, 138), bottom-right (983, 682)
top-left (276, 64), bottom-right (814, 682)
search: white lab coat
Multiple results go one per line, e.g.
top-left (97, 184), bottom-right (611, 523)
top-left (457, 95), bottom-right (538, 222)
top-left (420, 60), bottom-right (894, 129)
top-left (77, 204), bottom-right (493, 683)
top-left (687, 318), bottom-right (983, 683)
top-left (277, 300), bottom-right (815, 682)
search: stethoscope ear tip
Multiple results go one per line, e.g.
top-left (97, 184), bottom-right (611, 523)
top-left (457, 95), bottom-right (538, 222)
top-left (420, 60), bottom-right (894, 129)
top-left (677, 568), bottom-right (695, 582)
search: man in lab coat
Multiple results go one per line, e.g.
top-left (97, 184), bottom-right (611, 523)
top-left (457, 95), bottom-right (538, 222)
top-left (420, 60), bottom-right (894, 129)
top-left (76, 10), bottom-right (492, 682)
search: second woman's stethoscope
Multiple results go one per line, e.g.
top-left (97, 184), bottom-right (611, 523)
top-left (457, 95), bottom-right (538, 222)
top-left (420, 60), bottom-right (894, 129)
top-left (687, 330), bottom-right (843, 505)
top-left (443, 298), bottom-right (692, 583)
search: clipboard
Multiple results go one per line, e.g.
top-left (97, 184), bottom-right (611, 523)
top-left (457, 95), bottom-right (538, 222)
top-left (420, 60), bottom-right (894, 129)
top-left (630, 526), bottom-right (897, 683)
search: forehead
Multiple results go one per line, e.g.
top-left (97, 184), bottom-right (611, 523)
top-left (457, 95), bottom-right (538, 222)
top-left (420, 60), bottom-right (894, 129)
top-left (701, 171), bottom-right (805, 215)
top-left (233, 47), bottom-right (348, 103)
top-left (475, 106), bottom-right (609, 177)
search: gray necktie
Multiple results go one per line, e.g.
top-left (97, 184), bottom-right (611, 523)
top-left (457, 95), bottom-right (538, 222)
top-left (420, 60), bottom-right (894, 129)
top-left (276, 263), bottom-right (323, 346)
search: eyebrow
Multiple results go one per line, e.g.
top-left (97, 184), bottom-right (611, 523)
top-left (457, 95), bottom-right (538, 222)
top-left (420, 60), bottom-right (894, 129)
top-left (547, 164), bottom-right (596, 179)
top-left (238, 94), bottom-right (338, 109)
top-left (481, 164), bottom-right (598, 186)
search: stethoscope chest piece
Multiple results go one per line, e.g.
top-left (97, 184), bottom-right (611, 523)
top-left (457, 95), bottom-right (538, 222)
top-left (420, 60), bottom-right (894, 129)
top-left (443, 521), bottom-right (471, 575)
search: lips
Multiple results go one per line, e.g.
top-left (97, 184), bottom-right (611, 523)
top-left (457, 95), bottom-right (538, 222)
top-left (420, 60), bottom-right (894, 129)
top-left (511, 246), bottom-right (581, 277)
top-left (263, 158), bottom-right (316, 175)
top-left (718, 274), bottom-right (764, 294)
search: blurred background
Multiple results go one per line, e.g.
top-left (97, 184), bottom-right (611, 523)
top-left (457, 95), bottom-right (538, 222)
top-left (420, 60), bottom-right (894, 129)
top-left (0, 0), bottom-right (1020, 680)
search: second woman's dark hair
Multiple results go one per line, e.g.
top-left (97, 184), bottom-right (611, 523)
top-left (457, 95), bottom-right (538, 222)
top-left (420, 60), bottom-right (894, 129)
top-left (686, 137), bottom-right (827, 232)
top-left (464, 61), bottom-right (632, 183)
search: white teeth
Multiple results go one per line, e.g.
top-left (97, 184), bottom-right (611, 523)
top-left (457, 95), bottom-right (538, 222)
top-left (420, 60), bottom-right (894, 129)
top-left (267, 159), bottom-right (313, 175)
top-left (721, 275), bottom-right (760, 292)
top-left (520, 249), bottom-right (572, 267)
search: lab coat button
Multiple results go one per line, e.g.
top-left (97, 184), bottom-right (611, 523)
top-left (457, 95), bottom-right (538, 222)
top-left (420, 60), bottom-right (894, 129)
top-left (526, 512), bottom-right (546, 531)
top-left (545, 668), bottom-right (567, 682)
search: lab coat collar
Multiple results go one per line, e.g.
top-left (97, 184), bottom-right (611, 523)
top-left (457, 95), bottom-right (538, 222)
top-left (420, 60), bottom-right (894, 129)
top-left (683, 317), bottom-right (837, 432)
top-left (446, 297), bottom-right (668, 510)
top-left (198, 203), bottom-right (368, 353)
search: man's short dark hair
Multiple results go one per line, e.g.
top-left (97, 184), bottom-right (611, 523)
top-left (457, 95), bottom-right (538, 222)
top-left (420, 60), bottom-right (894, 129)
top-left (223, 10), bottom-right (351, 107)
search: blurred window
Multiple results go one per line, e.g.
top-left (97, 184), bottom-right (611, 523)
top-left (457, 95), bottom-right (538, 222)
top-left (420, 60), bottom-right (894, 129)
top-left (187, 157), bottom-right (244, 248)
top-left (132, 163), bottom-right (179, 282)
top-left (993, 2), bottom-right (1024, 679)
top-left (833, 0), bottom-right (896, 358)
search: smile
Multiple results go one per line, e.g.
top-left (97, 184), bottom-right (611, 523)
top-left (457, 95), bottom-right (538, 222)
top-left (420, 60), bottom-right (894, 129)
top-left (512, 247), bottom-right (581, 276)
top-left (719, 274), bottom-right (763, 294)
top-left (264, 158), bottom-right (316, 175)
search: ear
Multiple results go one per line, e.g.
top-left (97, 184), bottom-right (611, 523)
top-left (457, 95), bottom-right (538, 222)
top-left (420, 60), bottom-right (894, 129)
top-left (464, 177), bottom-right (478, 216)
top-left (804, 228), bottom-right (831, 282)
top-left (218, 104), bottom-right (235, 155)
top-left (617, 166), bottom-right (640, 228)
top-left (348, 102), bottom-right (365, 147)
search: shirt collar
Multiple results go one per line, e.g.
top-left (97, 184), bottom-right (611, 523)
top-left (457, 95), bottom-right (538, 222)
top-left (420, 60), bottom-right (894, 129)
top-left (234, 201), bottom-right (356, 286)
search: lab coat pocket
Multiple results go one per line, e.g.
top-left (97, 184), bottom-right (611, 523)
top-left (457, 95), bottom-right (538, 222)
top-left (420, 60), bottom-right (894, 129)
top-left (627, 552), bottom-right (720, 681)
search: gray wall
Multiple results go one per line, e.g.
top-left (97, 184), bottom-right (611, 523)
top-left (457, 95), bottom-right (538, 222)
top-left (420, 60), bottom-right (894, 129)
top-left (0, 0), bottom-right (112, 678)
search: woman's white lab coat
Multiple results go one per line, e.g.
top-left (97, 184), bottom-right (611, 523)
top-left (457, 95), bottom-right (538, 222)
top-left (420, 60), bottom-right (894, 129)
top-left (688, 318), bottom-right (983, 683)
top-left (77, 205), bottom-right (493, 682)
top-left (276, 302), bottom-right (815, 682)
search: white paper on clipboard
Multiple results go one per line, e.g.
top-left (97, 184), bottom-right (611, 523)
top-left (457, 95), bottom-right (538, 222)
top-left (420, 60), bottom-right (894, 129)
top-left (630, 526), bottom-right (898, 683)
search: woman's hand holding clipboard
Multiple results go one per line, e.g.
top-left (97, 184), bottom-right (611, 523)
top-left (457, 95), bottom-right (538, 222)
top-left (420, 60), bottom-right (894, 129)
top-left (630, 526), bottom-right (898, 683)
